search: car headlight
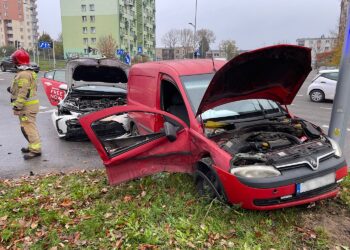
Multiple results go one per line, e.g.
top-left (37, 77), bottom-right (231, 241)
top-left (230, 165), bottom-right (281, 178)
top-left (328, 138), bottom-right (342, 157)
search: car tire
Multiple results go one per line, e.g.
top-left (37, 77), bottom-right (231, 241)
top-left (0, 65), bottom-right (5, 72)
top-left (309, 89), bottom-right (325, 102)
top-left (194, 169), bottom-right (222, 201)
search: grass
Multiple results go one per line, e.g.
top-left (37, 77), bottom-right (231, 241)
top-left (0, 170), bottom-right (349, 249)
top-left (38, 59), bottom-right (66, 71)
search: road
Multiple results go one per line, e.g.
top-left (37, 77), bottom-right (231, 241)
top-left (0, 70), bottom-right (349, 179)
top-left (0, 71), bottom-right (102, 179)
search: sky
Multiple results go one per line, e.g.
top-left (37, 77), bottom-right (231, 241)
top-left (37, 0), bottom-right (341, 50)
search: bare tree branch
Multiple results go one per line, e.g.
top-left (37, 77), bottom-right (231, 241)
top-left (97, 35), bottom-right (117, 58)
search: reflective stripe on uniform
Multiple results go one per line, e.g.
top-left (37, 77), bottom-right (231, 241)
top-left (29, 142), bottom-right (41, 150)
top-left (17, 78), bottom-right (30, 88)
top-left (24, 99), bottom-right (39, 106)
top-left (20, 115), bottom-right (29, 122)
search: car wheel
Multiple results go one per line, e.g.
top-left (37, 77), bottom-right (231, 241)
top-left (195, 170), bottom-right (221, 200)
top-left (130, 123), bottom-right (139, 136)
top-left (310, 90), bottom-right (325, 102)
top-left (0, 65), bottom-right (5, 72)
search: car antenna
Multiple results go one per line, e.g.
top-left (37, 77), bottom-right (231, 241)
top-left (211, 50), bottom-right (217, 72)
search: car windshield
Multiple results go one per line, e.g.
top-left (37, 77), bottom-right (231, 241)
top-left (181, 74), bottom-right (283, 120)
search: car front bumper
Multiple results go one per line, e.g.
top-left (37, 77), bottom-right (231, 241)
top-left (215, 158), bottom-right (348, 210)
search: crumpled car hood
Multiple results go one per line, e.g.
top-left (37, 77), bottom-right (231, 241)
top-left (67, 58), bottom-right (130, 89)
top-left (196, 45), bottom-right (312, 115)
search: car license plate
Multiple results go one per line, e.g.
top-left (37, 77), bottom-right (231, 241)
top-left (296, 172), bottom-right (336, 194)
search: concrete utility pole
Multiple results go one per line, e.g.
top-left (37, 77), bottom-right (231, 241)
top-left (329, 3), bottom-right (350, 149)
top-left (189, 0), bottom-right (198, 59)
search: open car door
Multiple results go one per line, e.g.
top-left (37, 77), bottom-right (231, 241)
top-left (79, 105), bottom-right (195, 185)
top-left (41, 70), bottom-right (67, 106)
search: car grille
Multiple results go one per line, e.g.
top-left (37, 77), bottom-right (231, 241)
top-left (274, 150), bottom-right (335, 171)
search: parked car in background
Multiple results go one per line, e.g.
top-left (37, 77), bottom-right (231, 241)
top-left (0, 56), bottom-right (40, 73)
top-left (41, 69), bottom-right (67, 106)
top-left (49, 58), bottom-right (130, 140)
top-left (307, 69), bottom-right (339, 102)
top-left (79, 45), bottom-right (347, 210)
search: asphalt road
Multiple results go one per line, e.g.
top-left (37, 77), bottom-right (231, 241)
top-left (0, 70), bottom-right (349, 179)
top-left (0, 71), bottom-right (102, 179)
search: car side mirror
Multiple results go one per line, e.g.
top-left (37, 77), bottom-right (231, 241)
top-left (164, 122), bottom-right (177, 142)
top-left (59, 84), bottom-right (68, 92)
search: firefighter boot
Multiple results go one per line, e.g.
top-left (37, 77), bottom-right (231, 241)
top-left (23, 152), bottom-right (41, 160)
top-left (21, 147), bottom-right (30, 153)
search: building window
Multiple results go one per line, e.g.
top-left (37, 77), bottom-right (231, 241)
top-left (81, 5), bottom-right (86, 12)
top-left (90, 27), bottom-right (96, 34)
top-left (89, 4), bottom-right (95, 11)
top-left (83, 27), bottom-right (88, 34)
top-left (91, 38), bottom-right (96, 44)
top-left (325, 47), bottom-right (330, 51)
top-left (90, 16), bottom-right (95, 22)
top-left (83, 38), bottom-right (88, 45)
top-left (82, 16), bottom-right (87, 22)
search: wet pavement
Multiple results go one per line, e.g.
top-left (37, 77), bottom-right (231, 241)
top-left (0, 70), bottom-right (349, 179)
top-left (0, 71), bottom-right (103, 179)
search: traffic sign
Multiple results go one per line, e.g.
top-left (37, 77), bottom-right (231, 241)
top-left (39, 41), bottom-right (52, 49)
top-left (116, 49), bottom-right (124, 55)
top-left (137, 46), bottom-right (143, 54)
top-left (125, 54), bottom-right (131, 65)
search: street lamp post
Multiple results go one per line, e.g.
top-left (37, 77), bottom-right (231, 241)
top-left (189, 0), bottom-right (197, 59)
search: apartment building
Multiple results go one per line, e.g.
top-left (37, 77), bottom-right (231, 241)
top-left (296, 35), bottom-right (337, 65)
top-left (0, 0), bottom-right (39, 50)
top-left (60, 0), bottom-right (156, 59)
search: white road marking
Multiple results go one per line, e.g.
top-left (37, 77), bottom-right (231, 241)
top-left (320, 107), bottom-right (332, 110)
top-left (297, 94), bottom-right (304, 97)
top-left (38, 109), bottom-right (55, 114)
top-left (322, 125), bottom-right (350, 132)
top-left (39, 106), bottom-right (48, 110)
top-left (0, 79), bottom-right (4, 81)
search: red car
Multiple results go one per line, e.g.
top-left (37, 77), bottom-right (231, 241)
top-left (41, 69), bottom-right (67, 106)
top-left (79, 45), bottom-right (348, 210)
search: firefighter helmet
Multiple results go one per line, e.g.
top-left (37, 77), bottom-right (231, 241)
top-left (11, 49), bottom-right (30, 66)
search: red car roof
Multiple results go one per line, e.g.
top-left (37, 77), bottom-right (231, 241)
top-left (131, 59), bottom-right (227, 76)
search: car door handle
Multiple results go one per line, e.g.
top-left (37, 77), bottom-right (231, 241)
top-left (320, 81), bottom-right (326, 83)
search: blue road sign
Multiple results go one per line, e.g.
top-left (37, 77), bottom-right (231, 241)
top-left (39, 41), bottom-right (52, 49)
top-left (137, 46), bottom-right (143, 54)
top-left (125, 54), bottom-right (131, 65)
top-left (116, 49), bottom-right (124, 55)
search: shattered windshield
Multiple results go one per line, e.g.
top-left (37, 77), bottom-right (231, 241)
top-left (181, 74), bottom-right (282, 120)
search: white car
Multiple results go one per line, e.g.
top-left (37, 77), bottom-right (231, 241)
top-left (307, 69), bottom-right (339, 102)
top-left (52, 58), bottom-right (130, 140)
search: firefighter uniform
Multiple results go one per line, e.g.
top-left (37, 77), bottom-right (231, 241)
top-left (10, 70), bottom-right (41, 154)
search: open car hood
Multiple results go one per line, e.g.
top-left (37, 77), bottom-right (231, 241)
top-left (196, 45), bottom-right (312, 115)
top-left (67, 58), bottom-right (130, 89)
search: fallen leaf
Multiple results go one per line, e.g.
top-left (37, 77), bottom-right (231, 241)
top-left (141, 191), bottom-right (146, 197)
top-left (60, 199), bottom-right (73, 208)
top-left (104, 213), bottom-right (113, 219)
top-left (73, 232), bottom-right (80, 244)
top-left (115, 239), bottom-right (123, 249)
top-left (31, 222), bottom-right (38, 229)
top-left (123, 195), bottom-right (132, 203)
top-left (101, 188), bottom-right (108, 194)
top-left (139, 244), bottom-right (158, 250)
top-left (49, 247), bottom-right (58, 250)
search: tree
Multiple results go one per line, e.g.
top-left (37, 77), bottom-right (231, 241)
top-left (179, 28), bottom-right (193, 58)
top-left (38, 32), bottom-right (53, 60)
top-left (220, 40), bottom-right (238, 60)
top-left (97, 35), bottom-right (118, 58)
top-left (196, 29), bottom-right (216, 58)
top-left (0, 45), bottom-right (16, 57)
top-left (161, 29), bottom-right (180, 49)
top-left (54, 33), bottom-right (64, 60)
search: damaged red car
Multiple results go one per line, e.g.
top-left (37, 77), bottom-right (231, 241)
top-left (79, 45), bottom-right (348, 210)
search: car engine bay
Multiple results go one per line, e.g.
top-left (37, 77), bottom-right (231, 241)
top-left (59, 95), bottom-right (126, 115)
top-left (207, 117), bottom-right (334, 168)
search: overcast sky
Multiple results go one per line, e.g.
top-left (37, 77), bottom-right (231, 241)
top-left (37, 0), bottom-right (341, 50)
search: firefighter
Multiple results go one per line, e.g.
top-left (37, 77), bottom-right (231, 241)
top-left (7, 49), bottom-right (41, 160)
